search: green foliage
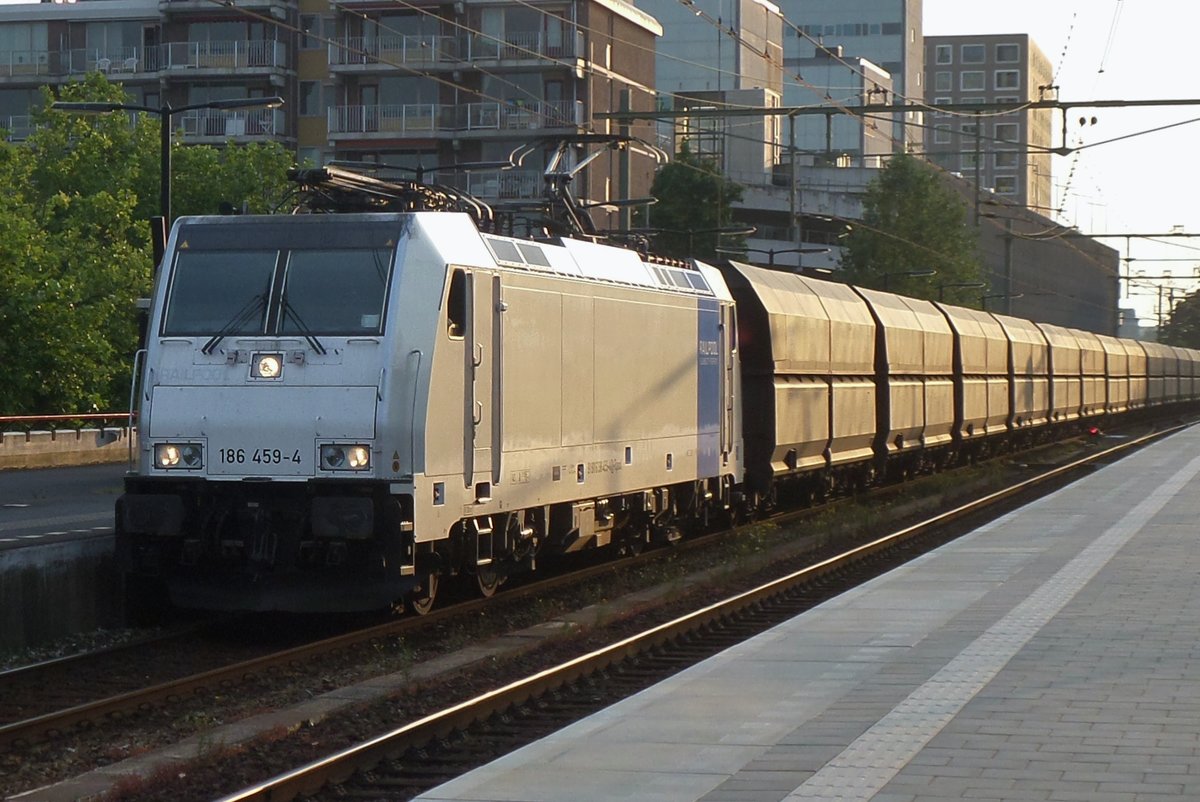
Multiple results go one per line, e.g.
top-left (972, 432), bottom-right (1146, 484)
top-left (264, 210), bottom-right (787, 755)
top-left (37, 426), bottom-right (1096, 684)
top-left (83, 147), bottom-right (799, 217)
top-left (839, 154), bottom-right (984, 305)
top-left (1160, 291), bottom-right (1200, 348)
top-left (641, 144), bottom-right (744, 260)
top-left (0, 75), bottom-right (294, 414)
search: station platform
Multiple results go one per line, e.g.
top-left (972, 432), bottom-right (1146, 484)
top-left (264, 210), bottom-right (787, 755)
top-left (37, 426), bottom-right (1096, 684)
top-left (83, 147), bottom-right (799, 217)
top-left (417, 424), bottom-right (1200, 802)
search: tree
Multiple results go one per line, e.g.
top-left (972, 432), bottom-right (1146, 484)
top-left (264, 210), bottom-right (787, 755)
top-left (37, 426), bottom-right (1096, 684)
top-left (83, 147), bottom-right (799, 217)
top-left (839, 154), bottom-right (983, 305)
top-left (640, 143), bottom-right (744, 261)
top-left (1160, 290), bottom-right (1200, 347)
top-left (0, 75), bottom-right (295, 414)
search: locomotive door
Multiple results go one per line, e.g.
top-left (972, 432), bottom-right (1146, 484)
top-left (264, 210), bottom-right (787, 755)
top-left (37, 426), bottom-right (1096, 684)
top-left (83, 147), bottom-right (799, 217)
top-left (464, 270), bottom-right (500, 491)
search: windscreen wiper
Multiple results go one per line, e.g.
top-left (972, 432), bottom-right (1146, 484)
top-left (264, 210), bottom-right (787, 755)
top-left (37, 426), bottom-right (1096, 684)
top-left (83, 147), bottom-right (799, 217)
top-left (201, 294), bottom-right (266, 355)
top-left (281, 297), bottom-right (328, 356)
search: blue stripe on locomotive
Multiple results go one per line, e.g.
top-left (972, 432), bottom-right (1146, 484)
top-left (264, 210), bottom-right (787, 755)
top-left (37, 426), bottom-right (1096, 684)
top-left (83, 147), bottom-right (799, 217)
top-left (697, 298), bottom-right (721, 477)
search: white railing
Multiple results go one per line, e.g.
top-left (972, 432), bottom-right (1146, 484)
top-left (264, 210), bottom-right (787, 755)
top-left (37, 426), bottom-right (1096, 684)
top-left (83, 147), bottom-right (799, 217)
top-left (160, 39), bottom-right (287, 70)
top-left (460, 100), bottom-right (579, 130)
top-left (327, 29), bottom-right (579, 67)
top-left (2, 114), bottom-right (32, 141)
top-left (462, 29), bottom-right (576, 60)
top-left (328, 104), bottom-right (439, 135)
top-left (0, 46), bottom-right (141, 77)
top-left (456, 169), bottom-right (543, 200)
top-left (177, 107), bottom-right (284, 138)
top-left (328, 34), bottom-right (453, 66)
top-left (0, 49), bottom-right (51, 78)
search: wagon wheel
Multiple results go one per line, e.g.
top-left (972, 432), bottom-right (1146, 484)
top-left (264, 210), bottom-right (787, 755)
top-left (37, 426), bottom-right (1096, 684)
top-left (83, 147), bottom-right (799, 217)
top-left (407, 572), bottom-right (439, 615)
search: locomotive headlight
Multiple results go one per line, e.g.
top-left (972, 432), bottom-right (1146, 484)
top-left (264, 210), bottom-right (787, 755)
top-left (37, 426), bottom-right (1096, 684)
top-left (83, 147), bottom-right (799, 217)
top-left (155, 442), bottom-right (203, 470)
top-left (347, 446), bottom-right (370, 469)
top-left (320, 444), bottom-right (371, 471)
top-left (252, 353), bottom-right (283, 379)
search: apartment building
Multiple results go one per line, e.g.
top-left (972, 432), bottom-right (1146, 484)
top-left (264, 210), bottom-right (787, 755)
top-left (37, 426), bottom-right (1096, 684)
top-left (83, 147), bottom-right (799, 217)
top-left (779, 0), bottom-right (924, 155)
top-left (923, 33), bottom-right (1053, 211)
top-left (0, 0), bottom-right (662, 209)
top-left (640, 0), bottom-right (783, 184)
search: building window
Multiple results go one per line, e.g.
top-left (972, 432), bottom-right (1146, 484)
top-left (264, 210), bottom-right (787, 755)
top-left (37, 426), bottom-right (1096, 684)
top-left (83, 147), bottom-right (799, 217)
top-left (297, 147), bottom-right (322, 167)
top-left (995, 122), bottom-right (1019, 144)
top-left (961, 122), bottom-right (979, 138)
top-left (932, 97), bottom-right (951, 116)
top-left (961, 71), bottom-right (985, 91)
top-left (934, 124), bottom-right (951, 144)
top-left (995, 70), bottom-right (1020, 90)
top-left (300, 81), bottom-right (322, 116)
top-left (961, 44), bottom-right (985, 63)
top-left (935, 44), bottom-right (952, 64)
top-left (934, 72), bottom-right (952, 92)
top-left (994, 175), bottom-right (1017, 194)
top-left (996, 43), bottom-right (1020, 62)
top-left (962, 152), bottom-right (978, 170)
top-left (995, 151), bottom-right (1019, 168)
top-left (300, 15), bottom-right (321, 49)
top-left (994, 96), bottom-right (1021, 114)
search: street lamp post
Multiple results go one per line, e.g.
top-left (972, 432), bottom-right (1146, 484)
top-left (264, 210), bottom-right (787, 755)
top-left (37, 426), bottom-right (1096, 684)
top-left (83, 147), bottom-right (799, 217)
top-left (937, 281), bottom-right (986, 302)
top-left (981, 292), bottom-right (1023, 311)
top-left (52, 96), bottom-right (284, 264)
top-left (881, 269), bottom-right (937, 291)
top-left (715, 245), bottom-right (830, 270)
top-left (633, 225), bottom-right (757, 256)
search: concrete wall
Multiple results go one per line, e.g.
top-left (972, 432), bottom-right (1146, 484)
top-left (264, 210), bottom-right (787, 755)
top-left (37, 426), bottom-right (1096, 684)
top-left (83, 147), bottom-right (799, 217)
top-left (0, 427), bottom-right (136, 471)
top-left (0, 535), bottom-right (122, 653)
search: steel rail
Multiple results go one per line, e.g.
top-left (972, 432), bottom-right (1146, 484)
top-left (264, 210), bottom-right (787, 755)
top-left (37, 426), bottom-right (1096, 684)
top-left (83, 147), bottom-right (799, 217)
top-left (214, 421), bottom-right (1193, 802)
top-left (0, 525), bottom-right (718, 750)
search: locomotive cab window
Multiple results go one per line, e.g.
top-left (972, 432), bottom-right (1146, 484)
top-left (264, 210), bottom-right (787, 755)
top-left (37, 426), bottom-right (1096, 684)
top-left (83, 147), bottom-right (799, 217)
top-left (280, 249), bottom-right (390, 335)
top-left (161, 240), bottom-right (394, 338)
top-left (162, 250), bottom-right (276, 335)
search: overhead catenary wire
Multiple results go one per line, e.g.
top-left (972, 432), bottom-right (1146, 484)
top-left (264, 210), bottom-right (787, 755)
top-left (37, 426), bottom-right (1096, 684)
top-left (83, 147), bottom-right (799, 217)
top-left (197, 0), bottom-right (1130, 315)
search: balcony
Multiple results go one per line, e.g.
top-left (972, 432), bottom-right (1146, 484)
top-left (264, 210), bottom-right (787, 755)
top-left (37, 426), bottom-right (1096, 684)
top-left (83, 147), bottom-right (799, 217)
top-left (0, 47), bottom-right (146, 80)
top-left (159, 40), bottom-right (288, 75)
top-left (0, 49), bottom-right (49, 79)
top-left (177, 107), bottom-right (286, 142)
top-left (457, 100), bottom-right (581, 131)
top-left (459, 30), bottom-right (581, 62)
top-left (328, 34), bottom-right (453, 70)
top-left (327, 29), bottom-right (581, 72)
top-left (329, 100), bottom-right (582, 140)
top-left (1, 115), bottom-right (32, 142)
top-left (453, 168), bottom-right (543, 200)
top-left (328, 104), bottom-right (439, 138)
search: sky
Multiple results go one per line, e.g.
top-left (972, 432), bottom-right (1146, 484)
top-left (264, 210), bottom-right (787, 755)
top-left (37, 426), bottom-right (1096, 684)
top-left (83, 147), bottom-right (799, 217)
top-left (925, 0), bottom-right (1198, 325)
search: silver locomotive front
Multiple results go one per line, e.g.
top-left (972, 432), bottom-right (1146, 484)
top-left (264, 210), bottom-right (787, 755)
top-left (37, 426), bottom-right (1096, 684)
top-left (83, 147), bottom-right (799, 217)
top-left (118, 214), bottom-right (414, 612)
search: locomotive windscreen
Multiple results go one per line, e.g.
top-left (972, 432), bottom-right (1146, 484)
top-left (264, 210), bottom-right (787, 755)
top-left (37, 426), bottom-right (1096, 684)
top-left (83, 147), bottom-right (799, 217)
top-left (160, 220), bottom-right (399, 337)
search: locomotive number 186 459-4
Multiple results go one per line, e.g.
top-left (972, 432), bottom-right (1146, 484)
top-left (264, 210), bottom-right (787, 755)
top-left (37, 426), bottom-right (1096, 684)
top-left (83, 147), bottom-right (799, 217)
top-left (218, 447), bottom-right (303, 465)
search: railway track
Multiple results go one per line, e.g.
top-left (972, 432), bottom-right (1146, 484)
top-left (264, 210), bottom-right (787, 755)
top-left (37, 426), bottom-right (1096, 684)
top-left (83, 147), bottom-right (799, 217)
top-left (0, 539), bottom-right (716, 753)
top-left (1, 422), bottom-right (1182, 801)
top-left (209, 421), bottom-right (1189, 802)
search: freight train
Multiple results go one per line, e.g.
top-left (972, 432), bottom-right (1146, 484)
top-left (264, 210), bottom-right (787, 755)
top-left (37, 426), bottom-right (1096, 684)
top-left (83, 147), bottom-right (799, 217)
top-left (115, 163), bottom-right (1200, 614)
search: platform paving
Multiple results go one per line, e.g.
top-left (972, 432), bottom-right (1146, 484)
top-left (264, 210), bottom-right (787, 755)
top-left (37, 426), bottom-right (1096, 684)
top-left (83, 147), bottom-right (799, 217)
top-left (417, 426), bottom-right (1200, 802)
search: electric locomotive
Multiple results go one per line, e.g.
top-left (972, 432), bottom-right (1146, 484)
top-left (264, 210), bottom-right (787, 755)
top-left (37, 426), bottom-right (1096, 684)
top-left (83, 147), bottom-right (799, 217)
top-left (117, 166), bottom-right (744, 613)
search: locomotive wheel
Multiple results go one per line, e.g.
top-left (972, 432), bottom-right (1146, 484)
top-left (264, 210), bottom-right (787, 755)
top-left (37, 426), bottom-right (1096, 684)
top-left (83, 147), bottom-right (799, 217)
top-left (475, 565), bottom-right (502, 598)
top-left (408, 573), bottom-right (439, 615)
